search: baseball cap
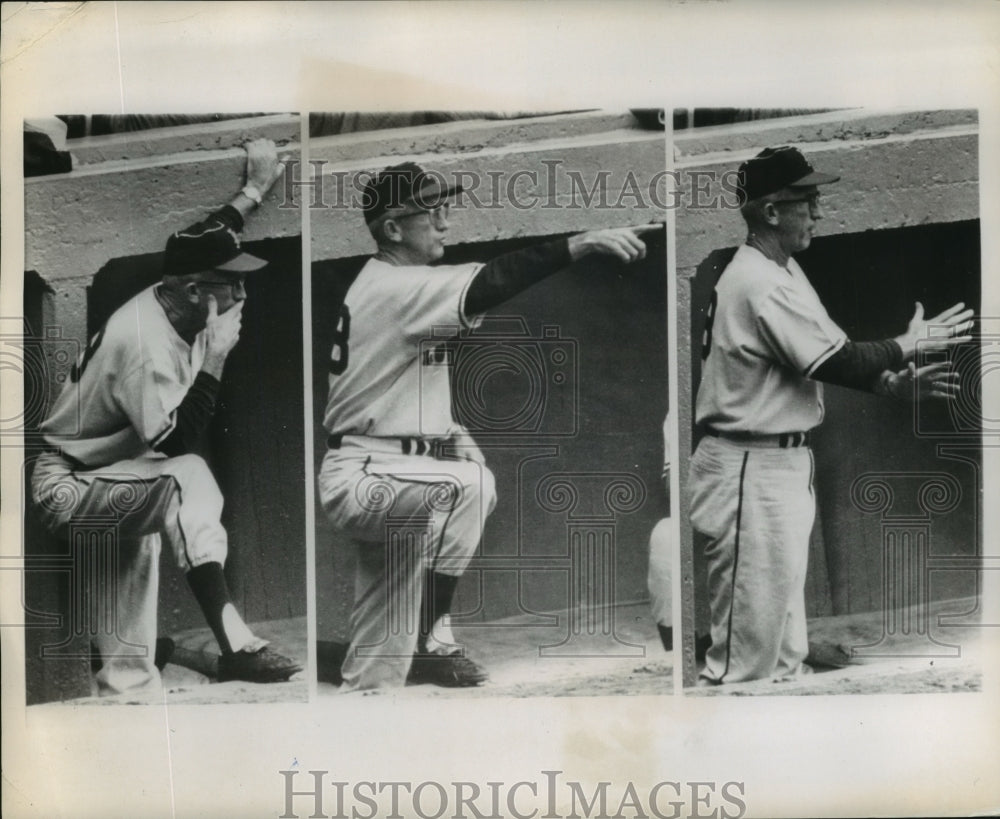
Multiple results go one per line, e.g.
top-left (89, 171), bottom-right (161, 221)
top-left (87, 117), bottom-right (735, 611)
top-left (736, 146), bottom-right (840, 203)
top-left (163, 218), bottom-right (268, 278)
top-left (362, 161), bottom-right (463, 224)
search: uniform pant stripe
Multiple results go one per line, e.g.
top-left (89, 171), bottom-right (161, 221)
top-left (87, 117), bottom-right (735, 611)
top-left (721, 451), bottom-right (750, 683)
top-left (433, 500), bottom-right (460, 574)
top-left (358, 458), bottom-right (463, 568)
top-left (169, 475), bottom-right (194, 570)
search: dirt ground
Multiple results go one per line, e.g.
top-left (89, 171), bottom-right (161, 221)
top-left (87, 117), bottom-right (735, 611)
top-left (689, 596), bottom-right (984, 697)
top-left (320, 596), bottom-right (984, 699)
top-left (319, 603), bottom-right (674, 698)
top-left (38, 617), bottom-right (308, 706)
top-left (41, 595), bottom-right (985, 704)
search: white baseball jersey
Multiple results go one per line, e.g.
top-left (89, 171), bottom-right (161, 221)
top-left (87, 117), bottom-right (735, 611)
top-left (323, 257), bottom-right (483, 438)
top-left (696, 244), bottom-right (846, 434)
top-left (41, 284), bottom-right (207, 467)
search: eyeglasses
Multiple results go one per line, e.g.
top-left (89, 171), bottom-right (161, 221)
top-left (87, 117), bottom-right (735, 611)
top-left (774, 193), bottom-right (822, 209)
top-left (196, 277), bottom-right (247, 293)
top-left (392, 203), bottom-right (451, 225)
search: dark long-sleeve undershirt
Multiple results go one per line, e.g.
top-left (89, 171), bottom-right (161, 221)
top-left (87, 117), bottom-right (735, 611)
top-left (155, 371), bottom-right (222, 456)
top-left (811, 339), bottom-right (904, 392)
top-left (464, 238), bottom-right (572, 317)
top-left (206, 204), bottom-right (245, 234)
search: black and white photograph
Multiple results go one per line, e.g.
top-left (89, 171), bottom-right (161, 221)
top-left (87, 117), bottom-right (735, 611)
top-left (17, 113), bottom-right (308, 704)
top-left (675, 108), bottom-right (986, 695)
top-left (2, 3), bottom-right (998, 819)
top-left (307, 110), bottom-right (674, 697)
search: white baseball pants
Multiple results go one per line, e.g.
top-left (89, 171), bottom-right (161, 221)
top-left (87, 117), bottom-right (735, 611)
top-left (31, 451), bottom-right (255, 696)
top-left (317, 435), bottom-right (496, 691)
top-left (688, 436), bottom-right (815, 684)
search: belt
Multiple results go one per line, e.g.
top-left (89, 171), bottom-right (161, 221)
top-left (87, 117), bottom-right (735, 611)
top-left (704, 428), bottom-right (810, 449)
top-left (328, 434), bottom-right (458, 458)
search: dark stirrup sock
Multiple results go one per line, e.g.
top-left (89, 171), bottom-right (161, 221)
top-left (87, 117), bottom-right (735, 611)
top-left (657, 623), bottom-right (673, 652)
top-left (417, 571), bottom-right (460, 651)
top-left (186, 561), bottom-right (236, 654)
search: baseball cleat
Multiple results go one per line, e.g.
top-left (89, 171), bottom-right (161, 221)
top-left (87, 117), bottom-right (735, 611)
top-left (805, 641), bottom-right (853, 670)
top-left (407, 651), bottom-right (489, 688)
top-left (217, 645), bottom-right (303, 683)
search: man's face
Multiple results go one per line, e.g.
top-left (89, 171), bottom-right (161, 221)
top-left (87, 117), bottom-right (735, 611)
top-left (193, 273), bottom-right (248, 315)
top-left (773, 186), bottom-right (823, 255)
top-left (388, 203), bottom-right (450, 264)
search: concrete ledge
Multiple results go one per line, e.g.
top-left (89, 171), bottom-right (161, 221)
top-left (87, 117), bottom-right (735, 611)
top-left (676, 128), bottom-right (978, 270)
top-left (68, 114), bottom-right (300, 165)
top-left (23, 110), bottom-right (665, 393)
top-left (308, 110), bottom-right (646, 164)
top-left (311, 129), bottom-right (667, 260)
top-left (674, 108), bottom-right (977, 159)
top-left (25, 144), bottom-right (303, 282)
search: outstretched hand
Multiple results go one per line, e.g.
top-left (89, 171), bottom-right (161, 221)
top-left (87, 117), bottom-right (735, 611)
top-left (886, 360), bottom-right (961, 402)
top-left (568, 222), bottom-right (664, 263)
top-left (244, 138), bottom-right (286, 196)
top-left (895, 301), bottom-right (974, 360)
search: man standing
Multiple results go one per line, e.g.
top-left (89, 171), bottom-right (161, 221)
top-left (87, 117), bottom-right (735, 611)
top-left (688, 146), bottom-right (973, 686)
top-left (318, 162), bottom-right (660, 691)
top-left (32, 139), bottom-right (302, 696)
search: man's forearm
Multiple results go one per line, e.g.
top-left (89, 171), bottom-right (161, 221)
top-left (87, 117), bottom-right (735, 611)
top-left (154, 372), bottom-right (222, 456)
top-left (464, 238), bottom-right (572, 316)
top-left (228, 189), bottom-right (262, 219)
top-left (811, 339), bottom-right (904, 392)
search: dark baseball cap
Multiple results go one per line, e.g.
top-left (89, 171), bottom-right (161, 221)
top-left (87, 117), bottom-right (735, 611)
top-left (362, 161), bottom-right (463, 224)
top-left (163, 219), bottom-right (268, 278)
top-left (737, 146), bottom-right (840, 203)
